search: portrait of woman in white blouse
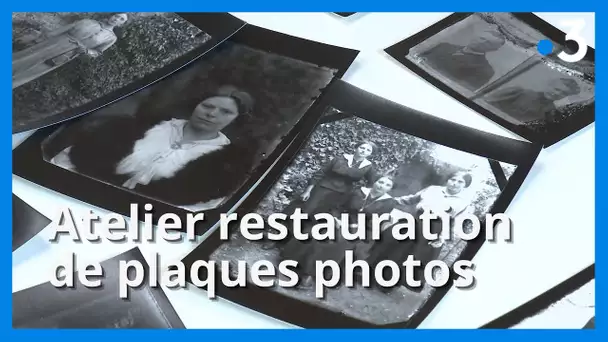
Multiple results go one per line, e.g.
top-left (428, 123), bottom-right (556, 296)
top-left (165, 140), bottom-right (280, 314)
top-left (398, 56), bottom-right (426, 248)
top-left (48, 85), bottom-right (256, 212)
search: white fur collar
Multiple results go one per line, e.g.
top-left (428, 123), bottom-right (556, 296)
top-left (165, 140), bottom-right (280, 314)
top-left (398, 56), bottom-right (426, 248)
top-left (343, 153), bottom-right (372, 169)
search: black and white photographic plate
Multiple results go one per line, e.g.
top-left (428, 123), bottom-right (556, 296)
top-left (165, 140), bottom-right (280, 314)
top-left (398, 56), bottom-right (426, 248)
top-left (385, 12), bottom-right (595, 147)
top-left (179, 80), bottom-right (542, 329)
top-left (12, 12), bottom-right (246, 133)
top-left (12, 247), bottom-right (185, 329)
top-left (12, 23), bottom-right (360, 236)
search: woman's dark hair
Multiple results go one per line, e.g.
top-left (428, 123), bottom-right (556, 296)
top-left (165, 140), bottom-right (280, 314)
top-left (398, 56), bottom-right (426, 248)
top-left (180, 85), bottom-right (256, 146)
top-left (447, 171), bottom-right (473, 188)
top-left (357, 140), bottom-right (378, 154)
top-left (212, 85), bottom-right (255, 115)
top-left (137, 83), bottom-right (258, 155)
top-left (372, 174), bottom-right (395, 187)
top-left (379, 174), bottom-right (395, 182)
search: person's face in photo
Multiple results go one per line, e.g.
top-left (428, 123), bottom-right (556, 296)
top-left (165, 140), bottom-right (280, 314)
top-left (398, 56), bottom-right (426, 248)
top-left (355, 143), bottom-right (373, 159)
top-left (466, 30), bottom-right (505, 54)
top-left (446, 174), bottom-right (467, 195)
top-left (108, 13), bottom-right (128, 27)
top-left (372, 176), bottom-right (393, 194)
top-left (190, 96), bottom-right (240, 132)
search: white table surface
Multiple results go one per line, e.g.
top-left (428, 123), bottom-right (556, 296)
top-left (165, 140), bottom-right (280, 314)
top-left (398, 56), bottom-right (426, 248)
top-left (12, 12), bottom-right (595, 329)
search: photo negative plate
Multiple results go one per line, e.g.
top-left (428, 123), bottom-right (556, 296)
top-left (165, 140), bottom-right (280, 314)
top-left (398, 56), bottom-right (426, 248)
top-left (12, 247), bottom-right (185, 329)
top-left (179, 80), bottom-right (542, 328)
top-left (12, 23), bottom-right (360, 237)
top-left (385, 12), bottom-right (594, 147)
top-left (12, 194), bottom-right (52, 252)
top-left (12, 12), bottom-right (246, 133)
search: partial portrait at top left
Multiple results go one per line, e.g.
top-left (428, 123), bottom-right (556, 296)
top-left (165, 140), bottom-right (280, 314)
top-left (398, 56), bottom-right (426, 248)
top-left (12, 12), bottom-right (246, 133)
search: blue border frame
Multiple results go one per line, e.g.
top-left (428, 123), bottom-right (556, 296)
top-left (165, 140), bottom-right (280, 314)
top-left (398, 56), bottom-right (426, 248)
top-left (6, 3), bottom-right (601, 337)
